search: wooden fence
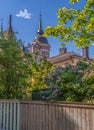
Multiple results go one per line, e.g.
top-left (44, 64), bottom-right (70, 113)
top-left (0, 100), bottom-right (20, 130)
top-left (0, 100), bottom-right (94, 130)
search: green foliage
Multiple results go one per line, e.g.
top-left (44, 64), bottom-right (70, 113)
top-left (31, 58), bottom-right (53, 90)
top-left (85, 59), bottom-right (94, 85)
top-left (43, 0), bottom-right (94, 102)
top-left (70, 0), bottom-right (79, 4)
top-left (0, 34), bottom-right (32, 99)
top-left (0, 33), bottom-right (53, 99)
top-left (44, 0), bottom-right (94, 48)
top-left (41, 61), bottom-right (94, 102)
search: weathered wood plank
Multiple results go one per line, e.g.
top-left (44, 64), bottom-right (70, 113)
top-left (0, 103), bottom-right (2, 130)
top-left (10, 102), bottom-right (13, 130)
top-left (3, 102), bottom-right (6, 129)
top-left (91, 108), bottom-right (94, 130)
top-left (13, 103), bottom-right (16, 130)
top-left (62, 106), bottom-right (66, 130)
top-left (6, 102), bottom-right (9, 130)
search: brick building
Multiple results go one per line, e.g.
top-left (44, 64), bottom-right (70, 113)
top-left (24, 14), bottom-right (89, 67)
top-left (24, 14), bottom-right (50, 60)
top-left (0, 15), bottom-right (89, 66)
top-left (50, 47), bottom-right (89, 67)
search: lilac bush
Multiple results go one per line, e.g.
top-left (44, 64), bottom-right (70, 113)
top-left (42, 61), bottom-right (94, 102)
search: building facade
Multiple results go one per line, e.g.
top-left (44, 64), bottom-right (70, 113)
top-left (25, 14), bottom-right (50, 59)
top-left (0, 14), bottom-right (90, 67)
top-left (50, 47), bottom-right (89, 67)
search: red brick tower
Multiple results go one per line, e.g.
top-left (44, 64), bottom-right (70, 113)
top-left (26, 14), bottom-right (50, 58)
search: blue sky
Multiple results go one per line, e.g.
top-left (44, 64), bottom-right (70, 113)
top-left (0, 0), bottom-right (94, 57)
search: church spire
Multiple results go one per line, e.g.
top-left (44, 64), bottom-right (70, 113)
top-left (1, 18), bottom-right (3, 32)
top-left (37, 13), bottom-right (44, 35)
top-left (0, 18), bottom-right (3, 39)
top-left (39, 13), bottom-right (42, 31)
top-left (7, 14), bottom-right (12, 32)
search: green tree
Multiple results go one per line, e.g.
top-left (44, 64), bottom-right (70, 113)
top-left (84, 59), bottom-right (94, 85)
top-left (44, 0), bottom-right (94, 48)
top-left (0, 33), bottom-right (32, 99)
top-left (31, 58), bottom-right (53, 90)
top-left (0, 33), bottom-right (53, 99)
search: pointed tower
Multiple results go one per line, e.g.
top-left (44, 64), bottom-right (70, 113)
top-left (1, 18), bottom-right (3, 32)
top-left (3, 15), bottom-right (14, 39)
top-left (26, 13), bottom-right (50, 59)
top-left (7, 14), bottom-right (13, 32)
top-left (37, 13), bottom-right (44, 35)
top-left (0, 18), bottom-right (3, 39)
top-left (31, 13), bottom-right (50, 58)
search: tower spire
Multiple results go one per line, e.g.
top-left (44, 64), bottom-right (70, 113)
top-left (1, 18), bottom-right (3, 32)
top-left (39, 13), bottom-right (42, 31)
top-left (7, 14), bottom-right (12, 32)
top-left (37, 12), bottom-right (44, 35)
top-left (0, 18), bottom-right (3, 39)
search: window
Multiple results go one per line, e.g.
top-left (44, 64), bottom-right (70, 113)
top-left (46, 52), bottom-right (49, 57)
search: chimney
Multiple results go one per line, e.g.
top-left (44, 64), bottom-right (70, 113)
top-left (59, 48), bottom-right (67, 55)
top-left (82, 47), bottom-right (89, 59)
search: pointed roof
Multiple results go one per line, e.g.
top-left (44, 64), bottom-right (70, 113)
top-left (39, 13), bottom-right (42, 30)
top-left (7, 15), bottom-right (13, 32)
top-left (32, 13), bottom-right (50, 45)
top-left (0, 18), bottom-right (3, 39)
top-left (1, 18), bottom-right (3, 32)
top-left (37, 13), bottom-right (44, 35)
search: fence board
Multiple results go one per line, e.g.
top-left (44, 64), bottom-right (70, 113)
top-left (89, 109), bottom-right (94, 130)
top-left (0, 103), bottom-right (2, 129)
top-left (2, 103), bottom-right (4, 129)
top-left (13, 103), bottom-right (16, 130)
top-left (10, 103), bottom-right (12, 130)
top-left (6, 102), bottom-right (9, 130)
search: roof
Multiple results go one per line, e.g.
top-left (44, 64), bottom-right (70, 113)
top-left (33, 14), bottom-right (49, 45)
top-left (50, 52), bottom-right (82, 63)
top-left (33, 34), bottom-right (49, 44)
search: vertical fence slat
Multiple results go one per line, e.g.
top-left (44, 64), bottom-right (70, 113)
top-left (90, 109), bottom-right (94, 130)
top-left (25, 104), bottom-right (27, 130)
top-left (22, 104), bottom-right (26, 130)
top-left (3, 102), bottom-right (6, 129)
top-left (13, 103), bottom-right (16, 130)
top-left (17, 102), bottom-right (20, 130)
top-left (33, 104), bottom-right (36, 130)
top-left (45, 104), bottom-right (49, 130)
top-left (6, 102), bottom-right (9, 130)
top-left (27, 104), bottom-right (31, 130)
top-left (30, 103), bottom-right (34, 130)
top-left (10, 103), bottom-right (13, 130)
top-left (51, 105), bottom-right (55, 130)
top-left (0, 103), bottom-right (2, 129)
top-left (86, 108), bottom-right (90, 130)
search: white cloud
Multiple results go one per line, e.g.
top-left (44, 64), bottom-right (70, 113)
top-left (92, 43), bottom-right (94, 46)
top-left (16, 9), bottom-right (31, 19)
